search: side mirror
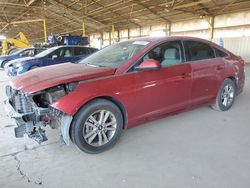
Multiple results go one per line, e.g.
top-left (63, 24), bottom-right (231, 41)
top-left (135, 59), bottom-right (161, 71)
top-left (52, 54), bottom-right (58, 60)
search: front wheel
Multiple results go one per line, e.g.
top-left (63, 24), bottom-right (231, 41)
top-left (1, 60), bottom-right (8, 68)
top-left (70, 99), bottom-right (124, 154)
top-left (212, 78), bottom-right (236, 111)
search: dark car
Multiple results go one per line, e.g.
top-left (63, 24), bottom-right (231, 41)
top-left (0, 47), bottom-right (45, 68)
top-left (6, 45), bottom-right (98, 77)
top-left (4, 37), bottom-right (245, 154)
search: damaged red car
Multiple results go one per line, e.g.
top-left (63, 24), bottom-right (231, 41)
top-left (5, 36), bottom-right (245, 153)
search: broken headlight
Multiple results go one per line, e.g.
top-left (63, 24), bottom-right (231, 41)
top-left (47, 85), bottom-right (67, 103)
top-left (65, 82), bottom-right (79, 92)
top-left (33, 82), bottom-right (79, 108)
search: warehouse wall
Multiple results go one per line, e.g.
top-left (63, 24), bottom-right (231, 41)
top-left (213, 37), bottom-right (250, 62)
top-left (170, 11), bottom-right (250, 62)
top-left (89, 10), bottom-right (250, 62)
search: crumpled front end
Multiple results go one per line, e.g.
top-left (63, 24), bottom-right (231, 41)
top-left (4, 85), bottom-right (73, 144)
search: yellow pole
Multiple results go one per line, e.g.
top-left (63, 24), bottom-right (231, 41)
top-left (82, 19), bottom-right (86, 36)
top-left (42, 0), bottom-right (47, 42)
top-left (82, 0), bottom-right (87, 37)
top-left (112, 24), bottom-right (115, 43)
top-left (210, 16), bottom-right (214, 41)
top-left (43, 17), bottom-right (47, 42)
top-left (206, 16), bottom-right (214, 41)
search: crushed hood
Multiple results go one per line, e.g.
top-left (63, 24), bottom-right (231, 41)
top-left (10, 63), bottom-right (116, 93)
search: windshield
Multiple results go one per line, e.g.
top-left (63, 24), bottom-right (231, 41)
top-left (35, 46), bottom-right (59, 58)
top-left (78, 40), bottom-right (150, 68)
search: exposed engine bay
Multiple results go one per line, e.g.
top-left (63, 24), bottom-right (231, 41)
top-left (4, 83), bottom-right (77, 144)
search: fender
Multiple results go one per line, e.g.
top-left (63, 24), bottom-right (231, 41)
top-left (50, 74), bottom-right (134, 117)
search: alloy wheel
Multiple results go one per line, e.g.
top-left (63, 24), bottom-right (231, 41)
top-left (221, 84), bottom-right (235, 107)
top-left (83, 110), bottom-right (117, 147)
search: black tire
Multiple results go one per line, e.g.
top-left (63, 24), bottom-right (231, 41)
top-left (211, 78), bottom-right (236, 111)
top-left (1, 60), bottom-right (8, 68)
top-left (70, 99), bottom-right (124, 154)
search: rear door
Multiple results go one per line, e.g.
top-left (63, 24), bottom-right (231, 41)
top-left (131, 40), bottom-right (192, 120)
top-left (183, 40), bottom-right (225, 105)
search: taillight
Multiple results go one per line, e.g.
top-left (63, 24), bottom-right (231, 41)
top-left (239, 59), bottom-right (245, 66)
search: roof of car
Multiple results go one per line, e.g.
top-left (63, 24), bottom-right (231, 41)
top-left (128, 36), bottom-right (211, 43)
top-left (56, 45), bottom-right (97, 49)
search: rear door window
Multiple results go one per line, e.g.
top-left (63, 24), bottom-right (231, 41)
top-left (214, 48), bottom-right (228, 58)
top-left (184, 41), bottom-right (215, 61)
top-left (74, 47), bottom-right (89, 56)
top-left (49, 47), bottom-right (73, 58)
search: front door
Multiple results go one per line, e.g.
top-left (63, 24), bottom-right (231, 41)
top-left (130, 40), bottom-right (192, 121)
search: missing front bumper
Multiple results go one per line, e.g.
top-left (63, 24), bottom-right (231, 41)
top-left (4, 99), bottom-right (48, 143)
top-left (4, 98), bottom-right (73, 145)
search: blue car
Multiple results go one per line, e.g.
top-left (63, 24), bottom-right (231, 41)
top-left (0, 47), bottom-right (45, 68)
top-left (7, 45), bottom-right (98, 77)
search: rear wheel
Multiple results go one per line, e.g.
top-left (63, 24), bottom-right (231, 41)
top-left (212, 78), bottom-right (236, 111)
top-left (70, 99), bottom-right (123, 154)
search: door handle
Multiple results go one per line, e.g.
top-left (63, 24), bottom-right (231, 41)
top-left (216, 65), bottom-right (224, 71)
top-left (181, 72), bottom-right (190, 79)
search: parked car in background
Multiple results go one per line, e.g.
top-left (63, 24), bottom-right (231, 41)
top-left (0, 47), bottom-right (45, 68)
top-left (8, 48), bottom-right (22, 55)
top-left (6, 45), bottom-right (98, 77)
top-left (4, 37), bottom-right (245, 154)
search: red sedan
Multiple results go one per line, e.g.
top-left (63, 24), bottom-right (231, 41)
top-left (5, 36), bottom-right (245, 153)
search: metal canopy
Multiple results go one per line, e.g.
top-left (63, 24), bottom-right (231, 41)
top-left (1, 0), bottom-right (250, 42)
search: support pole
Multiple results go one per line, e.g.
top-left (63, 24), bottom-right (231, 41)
top-left (210, 16), bottom-right (215, 41)
top-left (43, 17), bottom-right (47, 42)
top-left (42, 0), bottom-right (47, 42)
top-left (100, 32), bottom-right (103, 48)
top-left (82, 0), bottom-right (87, 36)
top-left (166, 22), bottom-right (171, 36)
top-left (206, 16), bottom-right (215, 41)
top-left (117, 30), bottom-right (120, 42)
top-left (82, 19), bottom-right (86, 36)
top-left (109, 32), bottom-right (111, 45)
top-left (111, 24), bottom-right (115, 44)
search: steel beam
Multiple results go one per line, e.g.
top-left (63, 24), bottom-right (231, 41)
top-left (173, 0), bottom-right (212, 9)
top-left (132, 0), bottom-right (171, 23)
top-left (0, 2), bottom-right (41, 8)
